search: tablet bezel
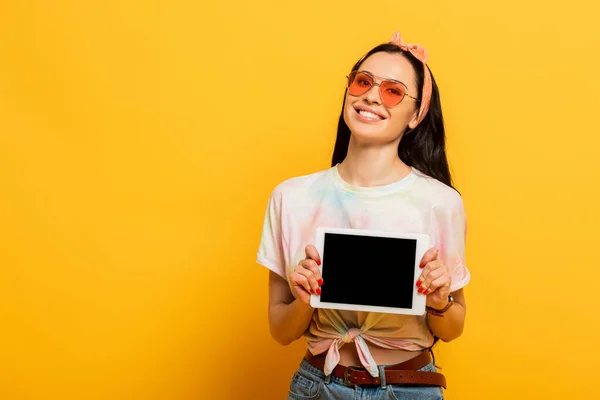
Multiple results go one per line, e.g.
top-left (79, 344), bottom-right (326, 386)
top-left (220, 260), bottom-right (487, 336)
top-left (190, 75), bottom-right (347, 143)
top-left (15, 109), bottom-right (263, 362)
top-left (310, 226), bottom-right (430, 315)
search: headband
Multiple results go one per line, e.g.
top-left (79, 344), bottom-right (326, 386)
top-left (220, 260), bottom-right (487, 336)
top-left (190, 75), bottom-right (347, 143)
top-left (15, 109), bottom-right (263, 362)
top-left (388, 31), bottom-right (432, 127)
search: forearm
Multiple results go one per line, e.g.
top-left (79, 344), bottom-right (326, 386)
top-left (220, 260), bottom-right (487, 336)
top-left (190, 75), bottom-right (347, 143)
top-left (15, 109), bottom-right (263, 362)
top-left (269, 299), bottom-right (314, 346)
top-left (427, 300), bottom-right (465, 342)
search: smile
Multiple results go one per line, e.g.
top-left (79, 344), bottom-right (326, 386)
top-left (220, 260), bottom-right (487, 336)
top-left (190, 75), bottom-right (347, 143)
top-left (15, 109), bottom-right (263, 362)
top-left (354, 107), bottom-right (386, 123)
top-left (357, 110), bottom-right (383, 120)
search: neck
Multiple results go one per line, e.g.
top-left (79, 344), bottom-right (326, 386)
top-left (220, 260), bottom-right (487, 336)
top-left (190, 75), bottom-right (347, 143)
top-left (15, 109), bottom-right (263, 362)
top-left (337, 137), bottom-right (411, 187)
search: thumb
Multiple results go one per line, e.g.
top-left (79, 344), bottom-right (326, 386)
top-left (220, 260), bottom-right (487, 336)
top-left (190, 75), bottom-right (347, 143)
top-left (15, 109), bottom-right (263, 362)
top-left (419, 247), bottom-right (438, 268)
top-left (304, 244), bottom-right (321, 266)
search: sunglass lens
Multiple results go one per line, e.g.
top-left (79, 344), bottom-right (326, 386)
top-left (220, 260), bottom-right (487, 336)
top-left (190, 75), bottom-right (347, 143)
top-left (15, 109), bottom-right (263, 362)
top-left (347, 71), bottom-right (373, 96)
top-left (380, 81), bottom-right (406, 107)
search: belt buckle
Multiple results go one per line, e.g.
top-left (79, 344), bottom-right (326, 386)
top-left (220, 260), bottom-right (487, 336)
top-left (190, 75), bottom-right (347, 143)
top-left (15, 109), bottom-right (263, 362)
top-left (343, 366), bottom-right (360, 385)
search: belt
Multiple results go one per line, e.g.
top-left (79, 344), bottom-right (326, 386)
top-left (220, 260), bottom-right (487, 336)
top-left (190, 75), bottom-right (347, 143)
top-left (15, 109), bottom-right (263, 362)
top-left (304, 350), bottom-right (447, 389)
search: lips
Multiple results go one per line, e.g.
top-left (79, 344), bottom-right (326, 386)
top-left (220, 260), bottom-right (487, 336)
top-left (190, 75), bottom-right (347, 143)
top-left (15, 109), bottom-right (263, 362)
top-left (353, 104), bottom-right (386, 121)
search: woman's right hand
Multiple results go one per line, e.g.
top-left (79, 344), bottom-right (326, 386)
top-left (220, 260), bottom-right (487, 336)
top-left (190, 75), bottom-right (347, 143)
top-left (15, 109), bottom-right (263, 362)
top-left (290, 245), bottom-right (323, 305)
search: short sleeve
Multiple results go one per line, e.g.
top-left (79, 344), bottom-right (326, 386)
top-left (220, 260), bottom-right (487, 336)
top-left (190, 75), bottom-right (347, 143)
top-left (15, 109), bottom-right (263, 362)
top-left (432, 193), bottom-right (471, 292)
top-left (256, 187), bottom-right (287, 280)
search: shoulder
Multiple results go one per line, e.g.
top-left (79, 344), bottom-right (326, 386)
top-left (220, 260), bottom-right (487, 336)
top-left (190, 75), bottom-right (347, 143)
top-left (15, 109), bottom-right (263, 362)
top-left (412, 169), bottom-right (464, 212)
top-left (268, 167), bottom-right (333, 201)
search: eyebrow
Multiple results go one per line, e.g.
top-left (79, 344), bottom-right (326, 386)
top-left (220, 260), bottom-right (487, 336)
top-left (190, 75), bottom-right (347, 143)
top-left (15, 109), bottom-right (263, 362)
top-left (358, 70), bottom-right (409, 89)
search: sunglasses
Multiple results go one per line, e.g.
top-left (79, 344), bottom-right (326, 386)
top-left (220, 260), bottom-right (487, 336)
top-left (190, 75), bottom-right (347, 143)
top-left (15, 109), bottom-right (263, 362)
top-left (346, 70), bottom-right (420, 108)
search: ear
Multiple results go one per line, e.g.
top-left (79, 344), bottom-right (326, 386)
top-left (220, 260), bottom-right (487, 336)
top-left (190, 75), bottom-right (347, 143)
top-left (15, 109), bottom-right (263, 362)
top-left (408, 111), bottom-right (420, 130)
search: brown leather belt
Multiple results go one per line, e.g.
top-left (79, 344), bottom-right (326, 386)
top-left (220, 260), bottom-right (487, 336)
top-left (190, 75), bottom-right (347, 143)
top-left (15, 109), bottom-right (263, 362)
top-left (304, 350), bottom-right (447, 389)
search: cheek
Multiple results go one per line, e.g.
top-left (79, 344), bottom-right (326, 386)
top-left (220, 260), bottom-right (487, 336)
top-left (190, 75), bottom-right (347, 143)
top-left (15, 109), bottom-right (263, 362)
top-left (376, 110), bottom-right (412, 138)
top-left (343, 99), bottom-right (355, 125)
top-left (390, 106), bottom-right (417, 127)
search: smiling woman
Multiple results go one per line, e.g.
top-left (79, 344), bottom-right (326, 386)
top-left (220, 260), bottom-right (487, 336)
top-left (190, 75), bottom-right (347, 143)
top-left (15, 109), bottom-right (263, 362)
top-left (257, 31), bottom-right (469, 400)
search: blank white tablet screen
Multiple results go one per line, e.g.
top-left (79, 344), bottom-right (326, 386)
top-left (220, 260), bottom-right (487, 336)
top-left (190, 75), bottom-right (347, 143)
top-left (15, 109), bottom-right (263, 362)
top-left (320, 232), bottom-right (417, 309)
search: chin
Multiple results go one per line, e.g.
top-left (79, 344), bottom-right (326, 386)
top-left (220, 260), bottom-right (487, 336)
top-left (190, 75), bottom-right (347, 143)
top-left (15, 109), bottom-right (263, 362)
top-left (344, 108), bottom-right (392, 143)
top-left (349, 126), bottom-right (387, 142)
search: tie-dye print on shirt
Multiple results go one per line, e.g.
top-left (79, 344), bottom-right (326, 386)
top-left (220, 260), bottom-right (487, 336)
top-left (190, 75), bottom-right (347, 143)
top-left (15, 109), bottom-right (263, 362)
top-left (257, 165), bottom-right (470, 377)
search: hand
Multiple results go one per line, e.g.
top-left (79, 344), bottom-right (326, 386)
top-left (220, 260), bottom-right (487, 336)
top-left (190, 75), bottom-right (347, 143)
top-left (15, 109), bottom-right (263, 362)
top-left (289, 245), bottom-right (324, 305)
top-left (417, 248), bottom-right (452, 309)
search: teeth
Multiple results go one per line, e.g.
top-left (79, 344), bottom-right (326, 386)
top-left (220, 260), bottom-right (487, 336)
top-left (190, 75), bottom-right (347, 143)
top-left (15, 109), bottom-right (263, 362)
top-left (359, 110), bottom-right (382, 120)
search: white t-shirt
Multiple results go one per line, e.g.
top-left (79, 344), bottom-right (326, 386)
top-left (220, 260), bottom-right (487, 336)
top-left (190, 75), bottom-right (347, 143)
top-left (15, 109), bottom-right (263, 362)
top-left (257, 165), bottom-right (471, 377)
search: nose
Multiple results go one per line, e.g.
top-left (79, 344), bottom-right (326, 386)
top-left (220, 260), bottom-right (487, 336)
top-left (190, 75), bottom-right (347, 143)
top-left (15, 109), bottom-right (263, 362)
top-left (364, 82), bottom-right (383, 105)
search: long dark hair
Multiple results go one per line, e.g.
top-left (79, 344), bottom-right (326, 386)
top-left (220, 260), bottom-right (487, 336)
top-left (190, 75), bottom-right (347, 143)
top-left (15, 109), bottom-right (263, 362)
top-left (331, 43), bottom-right (454, 189)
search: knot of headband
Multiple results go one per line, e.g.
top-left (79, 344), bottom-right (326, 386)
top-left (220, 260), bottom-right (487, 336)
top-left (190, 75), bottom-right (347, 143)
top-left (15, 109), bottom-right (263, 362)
top-left (388, 31), bottom-right (432, 127)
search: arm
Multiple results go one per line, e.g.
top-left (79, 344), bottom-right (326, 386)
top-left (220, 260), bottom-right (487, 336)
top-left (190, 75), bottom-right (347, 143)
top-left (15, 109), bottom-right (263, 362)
top-left (268, 271), bottom-right (315, 346)
top-left (267, 245), bottom-right (323, 346)
top-left (417, 248), bottom-right (467, 342)
top-left (421, 194), bottom-right (469, 342)
top-left (426, 288), bottom-right (466, 342)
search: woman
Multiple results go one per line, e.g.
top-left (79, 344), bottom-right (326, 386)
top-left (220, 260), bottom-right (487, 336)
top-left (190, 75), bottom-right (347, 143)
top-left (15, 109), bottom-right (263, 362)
top-left (257, 31), bottom-right (470, 400)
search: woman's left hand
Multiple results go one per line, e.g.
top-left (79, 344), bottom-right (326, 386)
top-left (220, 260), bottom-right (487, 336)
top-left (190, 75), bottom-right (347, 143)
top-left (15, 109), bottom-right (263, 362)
top-left (417, 248), bottom-right (452, 309)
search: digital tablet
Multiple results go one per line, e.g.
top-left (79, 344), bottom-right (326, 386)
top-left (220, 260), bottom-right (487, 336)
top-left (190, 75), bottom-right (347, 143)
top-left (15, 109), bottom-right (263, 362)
top-left (310, 227), bottom-right (430, 315)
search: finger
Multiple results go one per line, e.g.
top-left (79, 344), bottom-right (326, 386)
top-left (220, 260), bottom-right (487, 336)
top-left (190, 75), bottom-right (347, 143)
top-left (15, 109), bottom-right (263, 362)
top-left (416, 259), bottom-right (442, 286)
top-left (423, 275), bottom-right (451, 296)
top-left (296, 264), bottom-right (321, 294)
top-left (305, 245), bottom-right (321, 266)
top-left (304, 245), bottom-right (323, 285)
top-left (300, 259), bottom-right (323, 286)
top-left (419, 248), bottom-right (439, 268)
top-left (290, 271), bottom-right (314, 294)
top-left (288, 278), bottom-right (311, 305)
top-left (418, 266), bottom-right (445, 291)
top-left (294, 288), bottom-right (311, 305)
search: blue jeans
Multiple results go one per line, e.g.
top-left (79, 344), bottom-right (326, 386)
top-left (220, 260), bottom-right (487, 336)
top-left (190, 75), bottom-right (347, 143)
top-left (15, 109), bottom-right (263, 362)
top-left (287, 358), bottom-right (444, 400)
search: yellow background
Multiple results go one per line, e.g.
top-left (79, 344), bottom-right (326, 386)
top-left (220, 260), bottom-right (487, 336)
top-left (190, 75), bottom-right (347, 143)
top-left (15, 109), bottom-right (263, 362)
top-left (1, 1), bottom-right (599, 399)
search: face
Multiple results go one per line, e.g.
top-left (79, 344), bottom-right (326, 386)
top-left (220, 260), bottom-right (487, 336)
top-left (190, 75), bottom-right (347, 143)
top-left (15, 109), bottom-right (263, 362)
top-left (343, 52), bottom-right (420, 145)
